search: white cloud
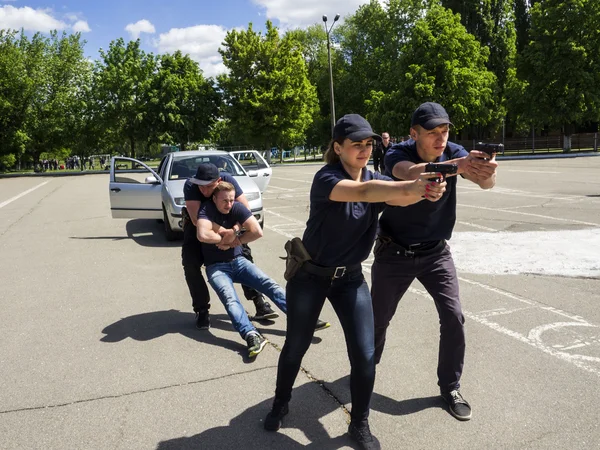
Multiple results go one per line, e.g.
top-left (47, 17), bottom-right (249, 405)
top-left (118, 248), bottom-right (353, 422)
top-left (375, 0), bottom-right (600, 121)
top-left (0, 5), bottom-right (66, 32)
top-left (125, 19), bottom-right (156, 40)
top-left (251, 0), bottom-right (372, 28)
top-left (72, 20), bottom-right (90, 33)
top-left (0, 6), bottom-right (91, 33)
top-left (155, 24), bottom-right (229, 78)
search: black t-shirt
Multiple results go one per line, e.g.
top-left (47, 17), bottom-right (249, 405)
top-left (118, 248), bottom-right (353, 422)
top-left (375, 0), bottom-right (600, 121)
top-left (302, 163), bottom-right (389, 267)
top-left (183, 171), bottom-right (243, 237)
top-left (197, 201), bottom-right (252, 265)
top-left (380, 140), bottom-right (468, 245)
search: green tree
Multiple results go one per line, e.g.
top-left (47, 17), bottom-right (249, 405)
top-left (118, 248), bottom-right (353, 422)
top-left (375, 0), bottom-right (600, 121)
top-left (366, 4), bottom-right (497, 137)
top-left (0, 30), bottom-right (30, 167)
top-left (18, 31), bottom-right (88, 165)
top-left (151, 51), bottom-right (220, 151)
top-left (218, 21), bottom-right (318, 158)
top-left (94, 38), bottom-right (157, 158)
top-left (334, 0), bottom-right (425, 133)
top-left (285, 25), bottom-right (332, 147)
top-left (519, 0), bottom-right (600, 149)
top-left (439, 0), bottom-right (517, 116)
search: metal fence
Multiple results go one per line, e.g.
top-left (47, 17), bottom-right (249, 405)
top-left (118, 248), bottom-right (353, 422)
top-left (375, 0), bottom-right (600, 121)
top-left (455, 132), bottom-right (599, 154)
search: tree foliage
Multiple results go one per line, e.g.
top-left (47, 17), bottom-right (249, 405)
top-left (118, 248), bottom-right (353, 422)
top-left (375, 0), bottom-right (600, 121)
top-left (151, 51), bottom-right (220, 151)
top-left (218, 21), bottom-right (318, 151)
top-left (367, 4), bottom-right (497, 136)
top-left (518, 0), bottom-right (600, 133)
top-left (0, 30), bottom-right (88, 164)
top-left (94, 38), bottom-right (158, 158)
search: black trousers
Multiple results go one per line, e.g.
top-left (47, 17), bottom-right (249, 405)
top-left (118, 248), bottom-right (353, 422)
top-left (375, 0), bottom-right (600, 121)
top-left (181, 220), bottom-right (262, 313)
top-left (370, 239), bottom-right (465, 392)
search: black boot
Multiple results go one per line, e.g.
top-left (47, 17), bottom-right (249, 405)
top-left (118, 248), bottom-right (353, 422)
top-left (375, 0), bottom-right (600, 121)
top-left (348, 420), bottom-right (381, 450)
top-left (264, 399), bottom-right (289, 431)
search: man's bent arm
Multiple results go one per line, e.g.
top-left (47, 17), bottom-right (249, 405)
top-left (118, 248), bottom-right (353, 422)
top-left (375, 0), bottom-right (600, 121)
top-left (392, 158), bottom-right (470, 181)
top-left (185, 200), bottom-right (201, 226)
top-left (234, 216), bottom-right (263, 246)
top-left (197, 218), bottom-right (223, 243)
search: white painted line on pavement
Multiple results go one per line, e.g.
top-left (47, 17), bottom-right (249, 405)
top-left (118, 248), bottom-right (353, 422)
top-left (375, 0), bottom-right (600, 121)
top-left (457, 203), bottom-right (600, 227)
top-left (362, 265), bottom-right (600, 378)
top-left (270, 176), bottom-right (312, 184)
top-left (264, 206), bottom-right (600, 376)
top-left (504, 170), bottom-right (561, 174)
top-left (459, 185), bottom-right (584, 201)
top-left (457, 221), bottom-right (498, 232)
top-left (498, 204), bottom-right (542, 210)
top-left (0, 180), bottom-right (51, 209)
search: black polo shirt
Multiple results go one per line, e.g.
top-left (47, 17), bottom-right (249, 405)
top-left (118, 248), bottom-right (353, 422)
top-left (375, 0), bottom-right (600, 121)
top-left (302, 163), bottom-right (390, 267)
top-left (380, 140), bottom-right (468, 245)
top-left (183, 171), bottom-right (243, 204)
top-left (197, 201), bottom-right (252, 265)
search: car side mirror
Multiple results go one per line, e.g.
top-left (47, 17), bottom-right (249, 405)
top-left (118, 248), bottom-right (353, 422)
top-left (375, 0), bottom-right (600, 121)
top-left (247, 170), bottom-right (258, 177)
top-left (145, 176), bottom-right (159, 184)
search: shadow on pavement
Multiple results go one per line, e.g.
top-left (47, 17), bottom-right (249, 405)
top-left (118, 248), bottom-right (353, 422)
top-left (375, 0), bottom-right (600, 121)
top-left (371, 391), bottom-right (444, 416)
top-left (155, 384), bottom-right (360, 450)
top-left (70, 219), bottom-right (181, 248)
top-left (100, 309), bottom-right (321, 363)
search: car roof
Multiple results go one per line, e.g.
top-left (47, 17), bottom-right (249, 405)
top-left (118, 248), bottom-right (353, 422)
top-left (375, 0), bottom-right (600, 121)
top-left (170, 150), bottom-right (228, 157)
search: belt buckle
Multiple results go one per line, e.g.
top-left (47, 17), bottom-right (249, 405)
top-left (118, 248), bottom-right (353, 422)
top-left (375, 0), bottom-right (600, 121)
top-left (332, 266), bottom-right (346, 279)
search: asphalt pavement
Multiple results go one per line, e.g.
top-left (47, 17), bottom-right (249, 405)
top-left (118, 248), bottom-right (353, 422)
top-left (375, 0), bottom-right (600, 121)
top-left (0, 156), bottom-right (599, 449)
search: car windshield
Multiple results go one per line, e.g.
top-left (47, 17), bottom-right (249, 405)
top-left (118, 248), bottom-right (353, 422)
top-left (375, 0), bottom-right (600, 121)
top-left (168, 154), bottom-right (246, 180)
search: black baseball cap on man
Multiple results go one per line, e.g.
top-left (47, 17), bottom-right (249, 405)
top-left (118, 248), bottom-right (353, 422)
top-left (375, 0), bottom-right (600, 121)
top-left (411, 102), bottom-right (454, 130)
top-left (333, 114), bottom-right (382, 142)
top-left (189, 163), bottom-right (220, 186)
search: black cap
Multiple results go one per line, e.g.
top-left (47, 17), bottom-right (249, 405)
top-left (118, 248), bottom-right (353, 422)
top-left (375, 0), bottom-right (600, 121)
top-left (189, 163), bottom-right (219, 186)
top-left (411, 102), bottom-right (453, 130)
top-left (333, 114), bottom-right (381, 142)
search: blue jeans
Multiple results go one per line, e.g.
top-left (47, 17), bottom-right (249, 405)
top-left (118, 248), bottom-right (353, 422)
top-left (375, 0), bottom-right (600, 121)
top-left (275, 266), bottom-right (375, 423)
top-left (206, 257), bottom-right (287, 339)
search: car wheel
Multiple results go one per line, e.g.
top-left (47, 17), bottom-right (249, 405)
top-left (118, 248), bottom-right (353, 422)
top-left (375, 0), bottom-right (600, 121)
top-left (259, 217), bottom-right (264, 229)
top-left (163, 206), bottom-right (180, 241)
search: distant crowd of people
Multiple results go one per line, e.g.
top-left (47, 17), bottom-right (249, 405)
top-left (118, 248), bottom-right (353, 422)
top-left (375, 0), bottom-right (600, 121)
top-left (36, 156), bottom-right (107, 172)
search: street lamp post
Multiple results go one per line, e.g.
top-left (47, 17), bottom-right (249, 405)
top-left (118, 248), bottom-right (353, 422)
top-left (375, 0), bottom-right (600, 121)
top-left (323, 14), bottom-right (340, 138)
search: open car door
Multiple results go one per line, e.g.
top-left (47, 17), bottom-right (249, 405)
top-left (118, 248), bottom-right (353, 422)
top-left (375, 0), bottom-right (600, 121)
top-left (230, 150), bottom-right (272, 193)
top-left (109, 156), bottom-right (163, 219)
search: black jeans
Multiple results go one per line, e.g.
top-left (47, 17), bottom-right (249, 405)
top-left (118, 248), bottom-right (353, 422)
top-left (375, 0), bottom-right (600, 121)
top-left (370, 239), bottom-right (465, 392)
top-left (275, 266), bottom-right (375, 423)
top-left (181, 219), bottom-right (262, 313)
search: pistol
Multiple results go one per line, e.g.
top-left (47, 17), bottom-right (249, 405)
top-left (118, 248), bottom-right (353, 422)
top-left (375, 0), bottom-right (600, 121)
top-left (424, 163), bottom-right (458, 182)
top-left (475, 142), bottom-right (504, 157)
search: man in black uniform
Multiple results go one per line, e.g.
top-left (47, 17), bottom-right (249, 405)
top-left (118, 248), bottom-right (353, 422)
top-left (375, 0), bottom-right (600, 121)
top-left (182, 163), bottom-right (277, 329)
top-left (372, 132), bottom-right (392, 173)
top-left (371, 102), bottom-right (498, 421)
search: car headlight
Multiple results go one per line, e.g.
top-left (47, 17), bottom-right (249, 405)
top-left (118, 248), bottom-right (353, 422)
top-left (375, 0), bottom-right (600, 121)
top-left (174, 197), bottom-right (185, 206)
top-left (245, 192), bottom-right (260, 201)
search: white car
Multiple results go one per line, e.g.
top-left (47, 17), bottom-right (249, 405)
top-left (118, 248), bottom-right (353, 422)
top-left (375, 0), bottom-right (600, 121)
top-left (109, 150), bottom-right (264, 241)
top-left (229, 150), bottom-right (272, 193)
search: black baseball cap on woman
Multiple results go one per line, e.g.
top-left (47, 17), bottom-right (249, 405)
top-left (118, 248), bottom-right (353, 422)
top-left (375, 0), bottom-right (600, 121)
top-left (333, 114), bottom-right (382, 142)
top-left (411, 102), bottom-right (454, 130)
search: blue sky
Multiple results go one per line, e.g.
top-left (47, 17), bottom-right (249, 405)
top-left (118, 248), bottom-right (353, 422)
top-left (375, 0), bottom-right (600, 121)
top-left (0, 0), bottom-right (371, 77)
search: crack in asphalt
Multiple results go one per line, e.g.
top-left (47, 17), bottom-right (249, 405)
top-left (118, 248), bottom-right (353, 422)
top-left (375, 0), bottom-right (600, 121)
top-left (0, 344), bottom-right (350, 420)
top-left (267, 340), bottom-right (351, 421)
top-left (0, 366), bottom-right (275, 415)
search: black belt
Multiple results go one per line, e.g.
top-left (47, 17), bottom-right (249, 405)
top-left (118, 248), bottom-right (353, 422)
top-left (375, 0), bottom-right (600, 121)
top-left (303, 261), bottom-right (362, 279)
top-left (378, 235), bottom-right (444, 257)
